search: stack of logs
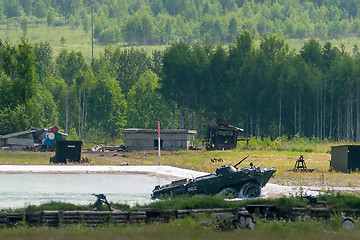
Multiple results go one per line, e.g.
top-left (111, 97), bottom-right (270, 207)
top-left (1, 208), bottom-right (254, 230)
top-left (0, 207), bottom-right (358, 230)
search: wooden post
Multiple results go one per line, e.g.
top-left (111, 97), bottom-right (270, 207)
top-left (158, 121), bottom-right (161, 165)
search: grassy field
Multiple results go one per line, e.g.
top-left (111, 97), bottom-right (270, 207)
top-left (0, 23), bottom-right (166, 62)
top-left (1, 22), bottom-right (359, 63)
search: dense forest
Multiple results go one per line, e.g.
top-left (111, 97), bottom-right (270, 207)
top-left (1, 0), bottom-right (360, 45)
top-left (2, 0), bottom-right (360, 141)
top-left (1, 31), bottom-right (360, 141)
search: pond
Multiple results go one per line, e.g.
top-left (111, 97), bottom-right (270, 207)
top-left (0, 165), bottom-right (316, 209)
top-left (0, 173), bottom-right (176, 209)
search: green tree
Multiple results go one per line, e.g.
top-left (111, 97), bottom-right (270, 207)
top-left (99, 26), bottom-right (121, 44)
top-left (161, 41), bottom-right (193, 111)
top-left (0, 2), bottom-right (4, 19)
top-left (56, 50), bottom-right (88, 85)
top-left (57, 0), bottom-right (82, 20)
top-left (127, 70), bottom-right (172, 128)
top-left (0, 74), bottom-right (14, 110)
top-left (322, 42), bottom-right (341, 70)
top-left (228, 16), bottom-right (238, 39)
top-left (200, 15), bottom-right (227, 43)
top-left (0, 105), bottom-right (28, 135)
top-left (154, 13), bottom-right (174, 44)
top-left (20, 18), bottom-right (28, 34)
top-left (34, 41), bottom-right (53, 83)
top-left (150, 50), bottom-right (163, 76)
top-left (219, 0), bottom-right (237, 12)
top-left (109, 0), bottom-right (128, 18)
top-left (150, 0), bottom-right (164, 16)
top-left (205, 44), bottom-right (229, 119)
top-left (0, 37), bottom-right (36, 116)
top-left (47, 9), bottom-right (55, 26)
top-left (3, 0), bottom-right (23, 18)
top-left (329, 54), bottom-right (357, 140)
top-left (141, 11), bottom-right (154, 45)
top-left (300, 39), bottom-right (322, 66)
top-left (161, 41), bottom-right (210, 129)
top-left (87, 70), bottom-right (127, 137)
top-left (227, 29), bottom-right (256, 128)
top-left (163, 0), bottom-right (186, 16)
top-left (258, 34), bottom-right (289, 137)
top-left (284, 18), bottom-right (295, 38)
top-left (0, 40), bottom-right (17, 79)
top-left (123, 14), bottom-right (142, 45)
top-left (55, 50), bottom-right (89, 133)
top-left (34, 0), bottom-right (47, 18)
top-left (19, 0), bottom-right (32, 16)
top-left (14, 36), bottom-right (36, 104)
top-left (314, 21), bottom-right (328, 39)
top-left (123, 10), bottom-right (154, 45)
top-left (284, 57), bottom-right (311, 136)
top-left (82, 14), bottom-right (90, 33)
top-left (48, 77), bottom-right (69, 132)
top-left (26, 89), bottom-right (59, 129)
top-left (183, 0), bottom-right (198, 21)
top-left (95, 46), bottom-right (150, 95)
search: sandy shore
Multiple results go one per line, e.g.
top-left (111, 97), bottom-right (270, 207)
top-left (0, 165), bottom-right (208, 178)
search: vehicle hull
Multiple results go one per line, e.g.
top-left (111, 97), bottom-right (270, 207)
top-left (152, 165), bottom-right (276, 199)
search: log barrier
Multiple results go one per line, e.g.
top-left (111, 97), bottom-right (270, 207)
top-left (0, 207), bottom-right (359, 228)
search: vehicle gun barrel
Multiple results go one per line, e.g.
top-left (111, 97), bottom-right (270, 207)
top-left (234, 155), bottom-right (249, 168)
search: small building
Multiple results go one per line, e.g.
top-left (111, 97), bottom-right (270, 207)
top-left (0, 127), bottom-right (67, 150)
top-left (123, 128), bottom-right (197, 151)
top-left (0, 127), bottom-right (45, 150)
top-left (331, 145), bottom-right (360, 171)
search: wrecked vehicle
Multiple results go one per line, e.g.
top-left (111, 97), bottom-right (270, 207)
top-left (204, 119), bottom-right (248, 150)
top-left (151, 156), bottom-right (276, 199)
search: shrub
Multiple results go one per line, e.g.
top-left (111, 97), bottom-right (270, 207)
top-left (238, 134), bottom-right (333, 153)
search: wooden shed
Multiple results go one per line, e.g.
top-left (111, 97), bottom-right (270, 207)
top-left (331, 145), bottom-right (360, 171)
top-left (0, 127), bottom-right (43, 150)
top-left (0, 127), bottom-right (67, 150)
top-left (123, 128), bottom-right (196, 151)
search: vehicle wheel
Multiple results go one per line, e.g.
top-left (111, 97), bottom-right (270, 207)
top-left (217, 187), bottom-right (238, 199)
top-left (238, 182), bottom-right (261, 198)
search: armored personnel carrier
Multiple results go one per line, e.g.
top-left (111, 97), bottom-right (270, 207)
top-left (152, 156), bottom-right (276, 199)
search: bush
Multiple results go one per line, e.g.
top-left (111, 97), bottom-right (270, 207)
top-left (20, 202), bottom-right (91, 213)
top-left (98, 27), bottom-right (121, 44)
top-left (318, 192), bottom-right (360, 210)
top-left (238, 134), bottom-right (331, 153)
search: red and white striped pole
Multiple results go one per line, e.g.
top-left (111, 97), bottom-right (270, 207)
top-left (157, 121), bottom-right (161, 165)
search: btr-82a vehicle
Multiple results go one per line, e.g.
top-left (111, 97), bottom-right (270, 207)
top-left (151, 156), bottom-right (276, 199)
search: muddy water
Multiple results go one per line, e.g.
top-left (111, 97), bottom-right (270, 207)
top-left (0, 173), bottom-right (176, 209)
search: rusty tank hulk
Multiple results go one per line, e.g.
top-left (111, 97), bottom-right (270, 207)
top-left (204, 119), bottom-right (248, 151)
top-left (151, 156), bottom-right (276, 199)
